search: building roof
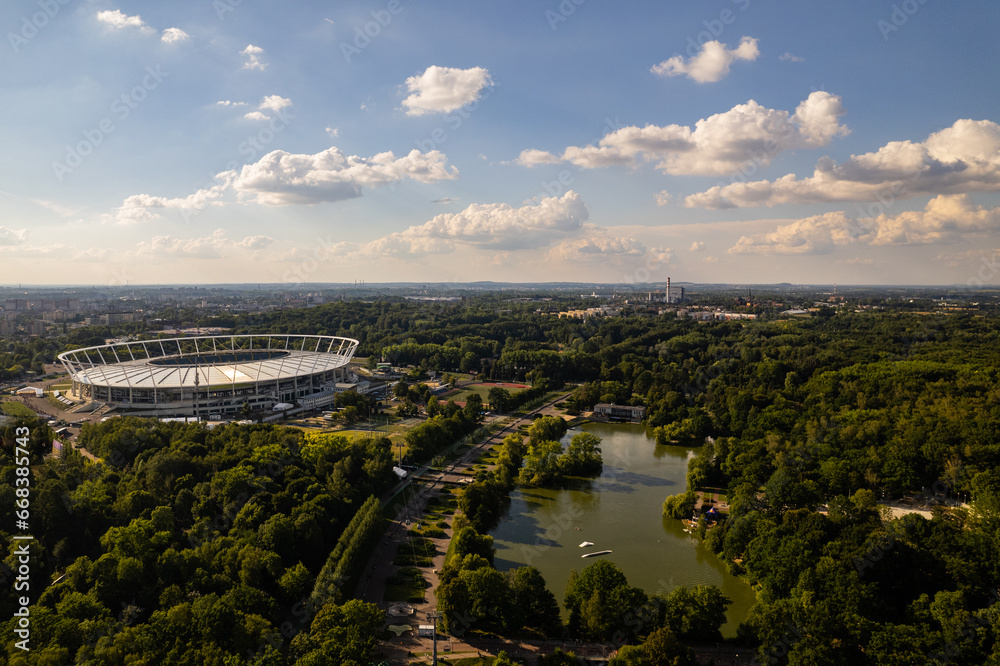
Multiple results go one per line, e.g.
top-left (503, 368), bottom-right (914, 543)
top-left (59, 335), bottom-right (358, 391)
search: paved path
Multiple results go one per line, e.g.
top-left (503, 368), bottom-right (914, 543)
top-left (354, 393), bottom-right (573, 652)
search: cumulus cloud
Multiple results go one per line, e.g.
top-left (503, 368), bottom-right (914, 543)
top-left (96, 9), bottom-right (155, 34)
top-left (548, 233), bottom-right (672, 266)
top-left (363, 191), bottom-right (588, 257)
top-left (728, 194), bottom-right (1000, 254)
top-left (0, 227), bottom-right (30, 246)
top-left (686, 119), bottom-right (1000, 209)
top-left (651, 37), bottom-right (759, 83)
top-left (515, 149), bottom-right (561, 167)
top-left (325, 127), bottom-right (339, 138)
top-left (232, 147), bottom-right (458, 205)
top-left (132, 229), bottom-right (273, 259)
top-left (241, 44), bottom-right (267, 71)
top-left (402, 66), bottom-right (492, 115)
top-left (259, 95), bottom-right (292, 113)
top-left (114, 178), bottom-right (234, 223)
top-left (520, 92), bottom-right (848, 176)
top-left (655, 190), bottom-right (671, 206)
top-left (242, 95), bottom-right (293, 121)
top-left (117, 147), bottom-right (459, 219)
top-left (780, 52), bottom-right (804, 62)
top-left (216, 100), bottom-right (247, 107)
top-left (161, 27), bottom-right (190, 43)
top-left (690, 241), bottom-right (706, 251)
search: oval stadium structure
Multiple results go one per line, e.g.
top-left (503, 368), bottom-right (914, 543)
top-left (58, 335), bottom-right (359, 418)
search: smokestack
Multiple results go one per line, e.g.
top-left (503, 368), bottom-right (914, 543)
top-left (667, 277), bottom-right (671, 303)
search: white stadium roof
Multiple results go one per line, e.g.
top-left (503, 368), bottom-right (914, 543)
top-left (58, 335), bottom-right (359, 391)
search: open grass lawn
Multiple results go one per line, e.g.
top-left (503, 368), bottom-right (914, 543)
top-left (441, 381), bottom-right (528, 405)
top-left (383, 566), bottom-right (429, 603)
top-left (1, 401), bottom-right (36, 418)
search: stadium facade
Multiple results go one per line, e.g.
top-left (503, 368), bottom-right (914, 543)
top-left (58, 335), bottom-right (359, 418)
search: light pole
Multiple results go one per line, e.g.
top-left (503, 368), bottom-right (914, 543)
top-left (428, 611), bottom-right (443, 666)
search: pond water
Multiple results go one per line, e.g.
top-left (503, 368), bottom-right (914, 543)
top-left (490, 422), bottom-right (755, 637)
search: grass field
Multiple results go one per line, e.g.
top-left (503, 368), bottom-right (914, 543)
top-left (1, 401), bottom-right (36, 418)
top-left (383, 566), bottom-right (429, 603)
top-left (441, 381), bottom-right (529, 405)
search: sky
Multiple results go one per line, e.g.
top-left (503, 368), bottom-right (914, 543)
top-left (1, 0), bottom-right (998, 287)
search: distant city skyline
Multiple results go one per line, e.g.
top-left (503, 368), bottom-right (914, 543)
top-left (1, 1), bottom-right (998, 286)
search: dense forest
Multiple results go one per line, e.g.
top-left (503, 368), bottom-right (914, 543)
top-left (1, 420), bottom-right (396, 664)
top-left (4, 297), bottom-right (1000, 664)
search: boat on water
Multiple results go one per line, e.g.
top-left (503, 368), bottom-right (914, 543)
top-left (578, 541), bottom-right (594, 548)
top-left (581, 549), bottom-right (612, 558)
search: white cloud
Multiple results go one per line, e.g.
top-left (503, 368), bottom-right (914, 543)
top-left (96, 9), bottom-right (155, 34)
top-left (259, 95), bottom-right (292, 113)
top-left (0, 227), bottom-right (30, 246)
top-left (547, 233), bottom-right (671, 265)
top-left (325, 127), bottom-right (339, 138)
top-left (779, 52), bottom-right (804, 63)
top-left (116, 147), bottom-right (459, 218)
top-left (216, 100), bottom-right (247, 107)
top-left (241, 44), bottom-right (267, 71)
top-left (686, 119), bottom-right (1000, 209)
top-left (651, 37), bottom-right (759, 83)
top-left (161, 28), bottom-right (190, 43)
top-left (690, 241), bottom-right (705, 251)
top-left (363, 191), bottom-right (588, 257)
top-left (655, 190), bottom-right (671, 206)
top-left (523, 92), bottom-right (848, 176)
top-left (242, 96), bottom-right (293, 121)
top-left (231, 147), bottom-right (459, 205)
top-left (402, 66), bottom-right (492, 116)
top-left (728, 195), bottom-right (1000, 254)
top-left (115, 178), bottom-right (233, 223)
top-left (131, 229), bottom-right (273, 259)
top-left (515, 149), bottom-right (560, 167)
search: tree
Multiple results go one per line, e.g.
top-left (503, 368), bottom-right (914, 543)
top-left (565, 560), bottom-right (629, 636)
top-left (488, 386), bottom-right (511, 413)
top-left (662, 491), bottom-right (697, 519)
top-left (560, 432), bottom-right (603, 476)
top-left (450, 526), bottom-right (495, 565)
top-left (609, 627), bottom-right (698, 666)
top-left (508, 566), bottom-right (561, 633)
top-left (528, 415), bottom-right (568, 444)
top-left (661, 585), bottom-right (731, 642)
top-left (292, 599), bottom-right (385, 666)
top-left (464, 393), bottom-right (484, 421)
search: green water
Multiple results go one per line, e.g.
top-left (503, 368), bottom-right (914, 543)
top-left (490, 422), bottom-right (755, 637)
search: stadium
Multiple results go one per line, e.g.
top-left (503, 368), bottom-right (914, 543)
top-left (58, 334), bottom-right (359, 418)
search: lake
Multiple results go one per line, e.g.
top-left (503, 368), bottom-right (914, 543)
top-left (490, 422), bottom-right (755, 637)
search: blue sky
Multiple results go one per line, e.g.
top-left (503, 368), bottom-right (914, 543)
top-left (1, 0), bottom-right (998, 286)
